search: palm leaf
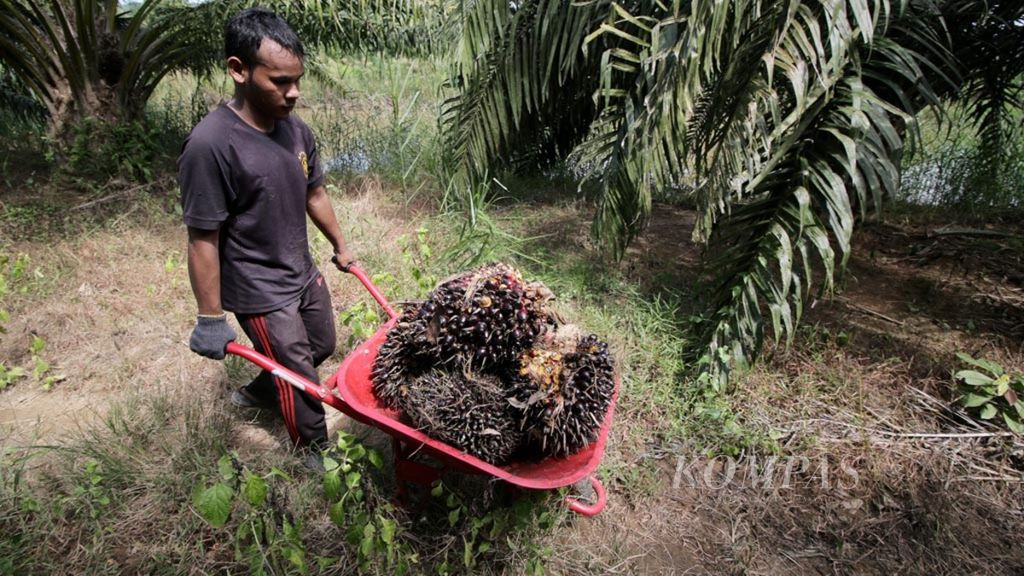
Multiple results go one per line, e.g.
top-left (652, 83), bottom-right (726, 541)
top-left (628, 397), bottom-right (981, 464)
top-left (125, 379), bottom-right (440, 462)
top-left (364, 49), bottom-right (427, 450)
top-left (442, 0), bottom-right (610, 183)
top-left (0, 0), bottom-right (440, 131)
top-left (698, 0), bottom-right (950, 384)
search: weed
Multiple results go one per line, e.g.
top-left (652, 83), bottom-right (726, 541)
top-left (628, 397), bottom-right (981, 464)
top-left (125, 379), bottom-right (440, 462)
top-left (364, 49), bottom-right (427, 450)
top-left (397, 227), bottom-right (438, 296)
top-left (68, 459), bottom-right (112, 520)
top-left (65, 117), bottom-right (161, 182)
top-left (954, 352), bottom-right (1024, 433)
top-left (0, 252), bottom-right (62, 391)
top-left (303, 55), bottom-right (443, 197)
top-left (194, 453), bottom-right (308, 574)
top-left (429, 480), bottom-right (559, 574)
top-left (899, 106), bottom-right (1024, 219)
top-left (28, 335), bottom-right (45, 374)
top-left (0, 252), bottom-right (31, 333)
top-left (224, 353), bottom-right (256, 386)
top-left (28, 335), bottom-right (63, 391)
top-left (438, 179), bottom-right (531, 271)
top-left (0, 199), bottom-right (66, 240)
top-left (339, 300), bottom-right (381, 348)
top-left (0, 362), bottom-right (25, 390)
top-left (319, 432), bottom-right (410, 573)
top-left (163, 252), bottom-right (180, 273)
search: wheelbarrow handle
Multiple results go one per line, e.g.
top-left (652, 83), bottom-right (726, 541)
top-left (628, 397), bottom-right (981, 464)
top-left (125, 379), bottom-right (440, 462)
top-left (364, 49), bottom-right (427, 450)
top-left (565, 476), bottom-right (607, 516)
top-left (225, 342), bottom-right (342, 407)
top-left (333, 261), bottom-right (398, 321)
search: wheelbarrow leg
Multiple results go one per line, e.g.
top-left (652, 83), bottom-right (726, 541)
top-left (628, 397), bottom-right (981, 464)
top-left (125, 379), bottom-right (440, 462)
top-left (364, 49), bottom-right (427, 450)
top-left (392, 439), bottom-right (442, 508)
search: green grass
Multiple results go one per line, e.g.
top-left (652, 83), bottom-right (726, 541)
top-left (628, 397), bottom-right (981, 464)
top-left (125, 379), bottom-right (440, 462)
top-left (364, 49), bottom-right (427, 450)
top-left (0, 386), bottom-right (573, 575)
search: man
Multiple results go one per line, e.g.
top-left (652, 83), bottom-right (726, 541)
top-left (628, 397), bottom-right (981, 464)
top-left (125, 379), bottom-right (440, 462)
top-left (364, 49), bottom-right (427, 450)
top-left (178, 7), bottom-right (355, 459)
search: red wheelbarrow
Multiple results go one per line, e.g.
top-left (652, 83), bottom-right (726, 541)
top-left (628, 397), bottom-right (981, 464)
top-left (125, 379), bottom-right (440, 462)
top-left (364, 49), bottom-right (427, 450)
top-left (226, 266), bottom-right (616, 516)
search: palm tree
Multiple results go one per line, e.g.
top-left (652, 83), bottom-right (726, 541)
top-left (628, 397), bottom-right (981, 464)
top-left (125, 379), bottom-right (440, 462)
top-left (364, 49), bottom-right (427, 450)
top-left (0, 0), bottom-right (439, 137)
top-left (441, 0), bottom-right (1024, 386)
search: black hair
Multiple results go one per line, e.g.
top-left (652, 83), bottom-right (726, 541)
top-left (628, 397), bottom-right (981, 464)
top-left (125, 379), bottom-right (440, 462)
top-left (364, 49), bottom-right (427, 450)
top-left (225, 7), bottom-right (304, 68)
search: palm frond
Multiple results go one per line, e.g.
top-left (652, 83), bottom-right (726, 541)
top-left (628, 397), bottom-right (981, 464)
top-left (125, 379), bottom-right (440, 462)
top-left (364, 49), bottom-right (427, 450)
top-left (441, 0), bottom-right (610, 183)
top-left (698, 1), bottom-right (950, 384)
top-left (0, 0), bottom-right (441, 131)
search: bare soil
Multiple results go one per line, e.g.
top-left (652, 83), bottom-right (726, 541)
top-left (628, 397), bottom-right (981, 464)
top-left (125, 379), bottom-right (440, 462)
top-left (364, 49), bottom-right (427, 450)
top-left (2, 180), bottom-right (1023, 574)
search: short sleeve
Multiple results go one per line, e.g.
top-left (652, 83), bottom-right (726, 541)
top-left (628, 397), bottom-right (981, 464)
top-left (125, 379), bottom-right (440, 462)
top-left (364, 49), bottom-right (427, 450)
top-left (178, 129), bottom-right (233, 230)
top-left (304, 125), bottom-right (325, 189)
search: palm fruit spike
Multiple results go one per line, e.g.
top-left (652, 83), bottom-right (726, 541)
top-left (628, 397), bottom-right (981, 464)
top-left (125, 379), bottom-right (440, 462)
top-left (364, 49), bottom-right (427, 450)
top-left (400, 369), bottom-right (523, 465)
top-left (508, 327), bottom-right (615, 458)
top-left (419, 262), bottom-right (556, 369)
top-left (371, 302), bottom-right (431, 409)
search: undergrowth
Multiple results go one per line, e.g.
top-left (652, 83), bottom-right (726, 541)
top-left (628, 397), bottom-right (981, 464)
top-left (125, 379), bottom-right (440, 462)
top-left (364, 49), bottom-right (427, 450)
top-left (0, 389), bottom-right (568, 575)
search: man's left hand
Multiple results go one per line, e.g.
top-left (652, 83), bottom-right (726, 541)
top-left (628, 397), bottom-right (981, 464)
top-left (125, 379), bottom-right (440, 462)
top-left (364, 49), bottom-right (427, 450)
top-left (332, 247), bottom-right (357, 271)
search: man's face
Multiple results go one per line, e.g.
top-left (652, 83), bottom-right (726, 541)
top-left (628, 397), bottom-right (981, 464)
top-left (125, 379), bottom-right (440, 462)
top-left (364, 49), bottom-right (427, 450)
top-left (236, 39), bottom-right (303, 120)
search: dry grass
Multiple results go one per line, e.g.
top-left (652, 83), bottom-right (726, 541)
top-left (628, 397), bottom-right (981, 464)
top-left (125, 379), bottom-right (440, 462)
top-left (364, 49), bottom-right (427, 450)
top-left (0, 174), bottom-right (425, 449)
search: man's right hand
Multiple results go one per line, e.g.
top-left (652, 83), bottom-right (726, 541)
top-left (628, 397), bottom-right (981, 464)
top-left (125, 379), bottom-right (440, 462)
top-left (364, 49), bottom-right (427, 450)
top-left (189, 314), bottom-right (237, 360)
top-left (331, 247), bottom-right (357, 272)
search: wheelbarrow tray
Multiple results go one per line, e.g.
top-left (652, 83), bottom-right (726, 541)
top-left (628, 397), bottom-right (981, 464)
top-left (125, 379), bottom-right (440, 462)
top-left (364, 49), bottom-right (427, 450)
top-left (226, 266), bottom-right (616, 514)
top-left (322, 315), bottom-right (619, 491)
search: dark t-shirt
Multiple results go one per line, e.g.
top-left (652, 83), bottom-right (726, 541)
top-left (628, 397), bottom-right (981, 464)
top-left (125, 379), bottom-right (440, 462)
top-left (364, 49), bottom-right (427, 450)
top-left (178, 105), bottom-right (325, 314)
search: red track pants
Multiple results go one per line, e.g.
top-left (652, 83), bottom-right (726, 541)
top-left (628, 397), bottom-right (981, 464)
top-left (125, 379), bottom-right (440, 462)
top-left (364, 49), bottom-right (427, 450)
top-left (236, 273), bottom-right (335, 449)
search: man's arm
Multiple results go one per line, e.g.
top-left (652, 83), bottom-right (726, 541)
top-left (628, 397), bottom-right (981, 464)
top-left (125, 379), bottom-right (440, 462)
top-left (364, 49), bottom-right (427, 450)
top-left (306, 184), bottom-right (356, 270)
top-left (187, 226), bottom-right (224, 315)
top-left (186, 226), bottom-right (236, 359)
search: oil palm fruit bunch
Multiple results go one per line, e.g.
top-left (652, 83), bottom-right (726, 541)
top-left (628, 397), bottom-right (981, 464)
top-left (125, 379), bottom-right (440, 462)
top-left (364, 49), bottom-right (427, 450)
top-left (401, 369), bottom-right (522, 464)
top-left (508, 326), bottom-right (615, 458)
top-left (418, 263), bottom-right (556, 369)
top-left (371, 303), bottom-right (433, 409)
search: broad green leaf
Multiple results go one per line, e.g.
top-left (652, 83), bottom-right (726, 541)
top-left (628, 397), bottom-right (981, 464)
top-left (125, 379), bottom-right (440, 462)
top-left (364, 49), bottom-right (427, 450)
top-left (268, 467), bottom-right (292, 481)
top-left (960, 393), bottom-right (994, 408)
top-left (195, 483), bottom-right (232, 527)
top-left (283, 546), bottom-right (305, 569)
top-left (329, 500), bottom-right (345, 527)
top-left (379, 517), bottom-right (396, 544)
top-left (955, 352), bottom-right (1004, 376)
top-left (324, 469), bottom-right (342, 501)
top-left (217, 455), bottom-right (235, 482)
top-left (242, 472), bottom-right (268, 507)
top-left (367, 448), bottom-right (383, 469)
top-left (323, 456), bottom-right (340, 473)
top-left (360, 523), bottom-right (376, 558)
top-left (979, 404), bottom-right (997, 420)
top-left (1003, 413), bottom-right (1024, 435)
top-left (956, 370), bottom-right (994, 387)
top-left (283, 518), bottom-right (299, 539)
top-left (348, 444), bottom-right (366, 462)
top-left (954, 351), bottom-right (976, 365)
